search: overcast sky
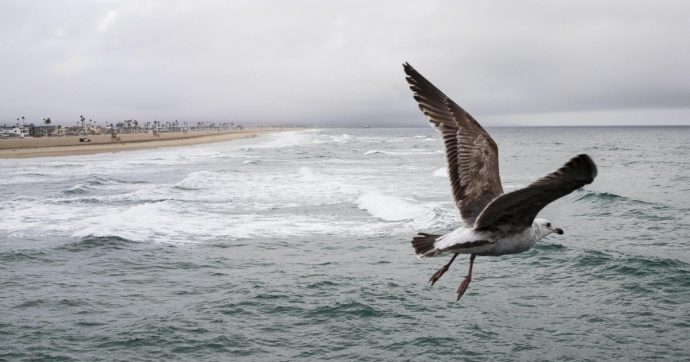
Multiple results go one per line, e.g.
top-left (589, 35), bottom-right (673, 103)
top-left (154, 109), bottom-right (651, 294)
top-left (1, 0), bottom-right (689, 126)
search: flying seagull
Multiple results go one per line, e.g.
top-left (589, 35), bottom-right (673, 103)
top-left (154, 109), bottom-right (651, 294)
top-left (403, 63), bottom-right (597, 300)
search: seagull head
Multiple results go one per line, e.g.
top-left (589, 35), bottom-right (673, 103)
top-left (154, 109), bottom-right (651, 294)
top-left (534, 218), bottom-right (564, 239)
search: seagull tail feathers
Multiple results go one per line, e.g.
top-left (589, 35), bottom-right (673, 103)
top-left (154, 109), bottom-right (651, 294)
top-left (412, 233), bottom-right (441, 257)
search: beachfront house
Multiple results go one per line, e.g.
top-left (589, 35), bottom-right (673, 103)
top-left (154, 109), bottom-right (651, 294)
top-left (0, 125), bottom-right (30, 138)
top-left (28, 125), bottom-right (56, 137)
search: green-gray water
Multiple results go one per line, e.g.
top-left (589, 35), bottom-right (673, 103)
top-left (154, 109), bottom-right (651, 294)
top-left (2, 127), bottom-right (689, 360)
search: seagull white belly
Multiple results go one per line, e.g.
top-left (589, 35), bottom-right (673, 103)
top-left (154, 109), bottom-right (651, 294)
top-left (433, 227), bottom-right (537, 256)
top-left (488, 230), bottom-right (538, 256)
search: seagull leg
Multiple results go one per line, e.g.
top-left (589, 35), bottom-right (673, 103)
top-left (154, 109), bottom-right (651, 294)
top-left (456, 254), bottom-right (476, 301)
top-left (429, 253), bottom-right (458, 286)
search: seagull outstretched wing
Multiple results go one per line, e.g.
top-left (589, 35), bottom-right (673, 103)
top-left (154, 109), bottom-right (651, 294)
top-left (474, 154), bottom-right (597, 232)
top-left (403, 62), bottom-right (503, 225)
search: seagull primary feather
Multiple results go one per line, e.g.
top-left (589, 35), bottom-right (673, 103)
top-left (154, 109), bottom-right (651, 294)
top-left (403, 63), bottom-right (597, 300)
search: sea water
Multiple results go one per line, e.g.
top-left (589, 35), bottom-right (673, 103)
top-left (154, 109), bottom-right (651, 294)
top-left (1, 127), bottom-right (689, 360)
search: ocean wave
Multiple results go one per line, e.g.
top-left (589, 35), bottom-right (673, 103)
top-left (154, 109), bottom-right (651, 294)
top-left (356, 191), bottom-right (428, 222)
top-left (363, 150), bottom-right (387, 156)
top-left (300, 131), bottom-right (355, 145)
top-left (573, 249), bottom-right (690, 287)
top-left (574, 190), bottom-right (668, 208)
top-left (364, 149), bottom-right (441, 156)
top-left (174, 171), bottom-right (226, 191)
top-left (355, 191), bottom-right (456, 230)
top-left (329, 133), bottom-right (353, 143)
top-left (63, 176), bottom-right (149, 195)
top-left (297, 166), bottom-right (319, 181)
top-left (71, 201), bottom-right (198, 242)
top-left (572, 189), bottom-right (678, 223)
top-left (536, 243), bottom-right (568, 252)
top-left (61, 198), bottom-right (393, 242)
top-left (0, 249), bottom-right (53, 263)
top-left (248, 130), bottom-right (316, 148)
top-left (87, 175), bottom-right (116, 186)
top-left (42, 188), bottom-right (460, 243)
top-left (0, 174), bottom-right (61, 186)
top-left (303, 301), bottom-right (383, 319)
top-left (62, 184), bottom-right (94, 195)
top-left (44, 161), bottom-right (87, 168)
top-left (57, 236), bottom-right (138, 251)
top-left (433, 167), bottom-right (447, 177)
top-left (575, 190), bottom-right (630, 203)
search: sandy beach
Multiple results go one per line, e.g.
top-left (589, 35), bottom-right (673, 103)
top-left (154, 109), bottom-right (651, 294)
top-left (0, 129), bottom-right (289, 158)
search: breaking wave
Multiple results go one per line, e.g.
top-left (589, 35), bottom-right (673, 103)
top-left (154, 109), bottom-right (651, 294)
top-left (356, 191), bottom-right (428, 222)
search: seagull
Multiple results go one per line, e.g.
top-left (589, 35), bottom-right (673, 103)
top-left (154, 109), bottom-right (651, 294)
top-left (403, 63), bottom-right (597, 300)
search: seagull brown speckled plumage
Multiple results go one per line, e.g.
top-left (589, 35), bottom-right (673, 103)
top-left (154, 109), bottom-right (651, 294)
top-left (404, 62), bottom-right (597, 300)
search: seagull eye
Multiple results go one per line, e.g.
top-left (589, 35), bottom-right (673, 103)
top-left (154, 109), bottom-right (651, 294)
top-left (546, 223), bottom-right (551, 227)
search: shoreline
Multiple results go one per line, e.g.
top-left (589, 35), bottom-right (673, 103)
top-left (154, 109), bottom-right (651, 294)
top-left (0, 129), bottom-right (292, 159)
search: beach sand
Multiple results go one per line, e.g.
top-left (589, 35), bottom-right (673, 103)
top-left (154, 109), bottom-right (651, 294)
top-left (0, 129), bottom-right (289, 158)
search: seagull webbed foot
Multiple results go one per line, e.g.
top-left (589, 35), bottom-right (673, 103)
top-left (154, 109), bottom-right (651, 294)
top-left (456, 274), bottom-right (472, 300)
top-left (429, 253), bottom-right (458, 286)
top-left (429, 265), bottom-right (449, 286)
top-left (456, 254), bottom-right (476, 301)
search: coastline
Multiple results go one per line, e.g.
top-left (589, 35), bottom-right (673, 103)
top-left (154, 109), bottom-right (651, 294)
top-left (0, 128), bottom-right (292, 159)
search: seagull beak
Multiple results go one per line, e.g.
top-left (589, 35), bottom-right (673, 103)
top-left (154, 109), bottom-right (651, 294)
top-left (552, 227), bottom-right (564, 235)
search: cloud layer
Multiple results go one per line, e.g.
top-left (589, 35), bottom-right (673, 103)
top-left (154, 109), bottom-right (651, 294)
top-left (1, 0), bottom-right (689, 126)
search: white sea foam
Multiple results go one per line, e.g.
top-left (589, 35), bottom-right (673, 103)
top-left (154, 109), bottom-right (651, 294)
top-left (329, 134), bottom-right (352, 143)
top-left (247, 130), bottom-right (315, 149)
top-left (0, 128), bottom-right (465, 245)
top-left (364, 150), bottom-right (385, 156)
top-left (0, 175), bottom-right (56, 186)
top-left (356, 191), bottom-right (428, 221)
top-left (174, 171), bottom-right (223, 190)
top-left (433, 167), bottom-right (448, 177)
top-left (68, 201), bottom-right (395, 243)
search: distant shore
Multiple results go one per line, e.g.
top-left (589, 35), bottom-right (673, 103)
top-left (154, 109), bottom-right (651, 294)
top-left (0, 128), bottom-right (291, 158)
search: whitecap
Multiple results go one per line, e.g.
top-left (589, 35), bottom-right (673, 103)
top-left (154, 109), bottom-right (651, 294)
top-left (356, 191), bottom-right (428, 222)
top-left (329, 134), bottom-right (352, 143)
top-left (63, 184), bottom-right (93, 195)
top-left (433, 167), bottom-right (448, 177)
top-left (364, 150), bottom-right (386, 156)
top-left (174, 171), bottom-right (224, 190)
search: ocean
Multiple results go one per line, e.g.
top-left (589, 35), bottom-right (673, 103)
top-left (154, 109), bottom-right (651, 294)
top-left (1, 127), bottom-right (689, 361)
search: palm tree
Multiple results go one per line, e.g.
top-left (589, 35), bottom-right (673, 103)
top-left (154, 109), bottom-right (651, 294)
top-left (43, 117), bottom-right (51, 136)
top-left (78, 115), bottom-right (86, 135)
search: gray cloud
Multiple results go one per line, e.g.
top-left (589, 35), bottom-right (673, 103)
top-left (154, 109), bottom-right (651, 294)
top-left (1, 0), bottom-right (689, 126)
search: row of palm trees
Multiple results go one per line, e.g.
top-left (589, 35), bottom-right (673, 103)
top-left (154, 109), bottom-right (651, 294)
top-left (10, 115), bottom-right (243, 136)
top-left (109, 119), bottom-right (239, 134)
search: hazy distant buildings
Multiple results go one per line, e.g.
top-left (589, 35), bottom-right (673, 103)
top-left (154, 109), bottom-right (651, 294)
top-left (0, 125), bottom-right (30, 138)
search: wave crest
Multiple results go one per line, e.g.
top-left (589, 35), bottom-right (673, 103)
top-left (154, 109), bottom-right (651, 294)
top-left (575, 190), bottom-right (663, 208)
top-left (356, 191), bottom-right (428, 222)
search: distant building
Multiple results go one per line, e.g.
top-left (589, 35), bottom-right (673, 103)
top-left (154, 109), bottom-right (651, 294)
top-left (0, 125), bottom-right (30, 138)
top-left (27, 125), bottom-right (65, 137)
